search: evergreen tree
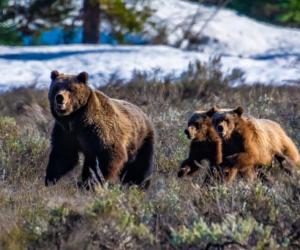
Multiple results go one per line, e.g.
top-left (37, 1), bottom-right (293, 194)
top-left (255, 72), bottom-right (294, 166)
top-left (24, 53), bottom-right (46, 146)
top-left (0, 0), bottom-right (76, 44)
top-left (278, 0), bottom-right (300, 26)
top-left (82, 0), bottom-right (152, 44)
top-left (194, 0), bottom-right (300, 28)
top-left (0, 0), bottom-right (21, 45)
top-left (82, 0), bottom-right (100, 43)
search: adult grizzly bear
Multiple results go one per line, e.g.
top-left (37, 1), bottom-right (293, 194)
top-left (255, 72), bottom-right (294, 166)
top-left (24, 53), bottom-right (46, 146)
top-left (45, 70), bottom-right (155, 188)
top-left (209, 106), bottom-right (300, 183)
top-left (177, 110), bottom-right (223, 179)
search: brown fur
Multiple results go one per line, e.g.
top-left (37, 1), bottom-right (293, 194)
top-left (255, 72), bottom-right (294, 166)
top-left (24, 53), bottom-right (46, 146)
top-left (178, 110), bottom-right (223, 178)
top-left (45, 71), bottom-right (155, 188)
top-left (210, 106), bottom-right (300, 183)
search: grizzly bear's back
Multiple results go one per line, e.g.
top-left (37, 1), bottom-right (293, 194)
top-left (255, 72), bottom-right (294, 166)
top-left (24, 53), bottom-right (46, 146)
top-left (88, 91), bottom-right (154, 157)
top-left (238, 116), bottom-right (299, 165)
top-left (112, 99), bottom-right (153, 131)
top-left (111, 98), bottom-right (154, 153)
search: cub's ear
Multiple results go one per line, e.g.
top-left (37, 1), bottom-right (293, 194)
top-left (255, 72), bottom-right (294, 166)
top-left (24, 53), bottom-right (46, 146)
top-left (77, 71), bottom-right (88, 83)
top-left (206, 106), bottom-right (218, 117)
top-left (233, 106), bottom-right (243, 116)
top-left (51, 70), bottom-right (59, 80)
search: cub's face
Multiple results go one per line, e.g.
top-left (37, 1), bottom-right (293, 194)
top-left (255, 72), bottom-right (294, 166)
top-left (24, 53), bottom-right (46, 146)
top-left (48, 71), bottom-right (91, 117)
top-left (210, 106), bottom-right (243, 140)
top-left (184, 111), bottom-right (209, 141)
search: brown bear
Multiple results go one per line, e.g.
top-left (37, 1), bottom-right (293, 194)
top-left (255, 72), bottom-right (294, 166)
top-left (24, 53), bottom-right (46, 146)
top-left (177, 110), bottom-right (223, 180)
top-left (209, 106), bottom-right (300, 183)
top-left (45, 70), bottom-right (155, 189)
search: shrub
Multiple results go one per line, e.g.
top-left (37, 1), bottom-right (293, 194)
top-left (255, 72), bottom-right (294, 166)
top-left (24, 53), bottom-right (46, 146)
top-left (0, 116), bottom-right (48, 183)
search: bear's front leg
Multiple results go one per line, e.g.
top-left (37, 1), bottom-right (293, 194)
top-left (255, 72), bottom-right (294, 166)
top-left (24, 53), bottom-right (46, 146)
top-left (178, 158), bottom-right (204, 177)
top-left (45, 124), bottom-right (79, 186)
top-left (99, 146), bottom-right (128, 181)
top-left (178, 159), bottom-right (193, 177)
top-left (215, 140), bottom-right (223, 166)
top-left (222, 153), bottom-right (239, 167)
top-left (224, 167), bottom-right (238, 184)
top-left (226, 148), bottom-right (257, 184)
top-left (242, 167), bottom-right (257, 183)
top-left (79, 155), bottom-right (104, 190)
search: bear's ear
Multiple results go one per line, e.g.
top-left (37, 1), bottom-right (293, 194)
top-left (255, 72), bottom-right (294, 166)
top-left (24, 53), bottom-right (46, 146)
top-left (51, 70), bottom-right (59, 80)
top-left (77, 71), bottom-right (88, 84)
top-left (206, 106), bottom-right (218, 117)
top-left (233, 106), bottom-right (243, 116)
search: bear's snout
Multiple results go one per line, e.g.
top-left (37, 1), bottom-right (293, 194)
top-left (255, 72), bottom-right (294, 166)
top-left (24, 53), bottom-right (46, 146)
top-left (54, 91), bottom-right (72, 115)
top-left (217, 125), bottom-right (224, 133)
top-left (55, 91), bottom-right (70, 106)
top-left (55, 93), bottom-right (64, 104)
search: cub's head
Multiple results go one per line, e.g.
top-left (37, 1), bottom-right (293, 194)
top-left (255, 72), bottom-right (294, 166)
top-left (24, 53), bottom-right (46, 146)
top-left (208, 106), bottom-right (244, 140)
top-left (48, 70), bottom-right (91, 117)
top-left (184, 110), bottom-right (211, 141)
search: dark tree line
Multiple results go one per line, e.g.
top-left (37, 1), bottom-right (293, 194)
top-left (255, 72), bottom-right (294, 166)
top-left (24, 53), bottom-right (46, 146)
top-left (194, 0), bottom-right (300, 28)
top-left (0, 0), bottom-right (152, 44)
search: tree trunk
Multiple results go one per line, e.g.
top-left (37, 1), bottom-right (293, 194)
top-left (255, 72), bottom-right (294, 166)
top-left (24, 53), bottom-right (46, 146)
top-left (82, 0), bottom-right (100, 44)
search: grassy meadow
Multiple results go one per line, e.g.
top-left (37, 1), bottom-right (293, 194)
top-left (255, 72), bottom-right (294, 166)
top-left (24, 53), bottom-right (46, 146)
top-left (0, 61), bottom-right (300, 249)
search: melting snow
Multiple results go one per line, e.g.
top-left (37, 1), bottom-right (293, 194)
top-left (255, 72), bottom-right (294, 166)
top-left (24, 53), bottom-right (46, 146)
top-left (0, 0), bottom-right (300, 91)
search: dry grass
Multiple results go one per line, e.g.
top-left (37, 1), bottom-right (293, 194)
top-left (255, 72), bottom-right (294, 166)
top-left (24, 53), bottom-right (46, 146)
top-left (0, 60), bottom-right (300, 249)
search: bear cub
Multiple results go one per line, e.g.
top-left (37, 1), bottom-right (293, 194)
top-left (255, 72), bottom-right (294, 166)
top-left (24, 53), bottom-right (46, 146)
top-left (210, 106), bottom-right (300, 183)
top-left (45, 70), bottom-right (155, 189)
top-left (178, 110), bottom-right (223, 179)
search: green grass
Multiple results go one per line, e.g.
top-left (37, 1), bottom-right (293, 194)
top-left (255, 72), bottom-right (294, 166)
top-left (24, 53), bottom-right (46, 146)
top-left (0, 61), bottom-right (300, 249)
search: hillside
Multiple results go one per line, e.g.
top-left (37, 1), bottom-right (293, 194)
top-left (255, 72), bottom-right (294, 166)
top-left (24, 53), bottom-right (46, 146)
top-left (1, 0), bottom-right (300, 90)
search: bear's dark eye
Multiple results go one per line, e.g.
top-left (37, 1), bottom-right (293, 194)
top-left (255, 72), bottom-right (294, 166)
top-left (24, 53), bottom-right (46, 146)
top-left (66, 87), bottom-right (74, 93)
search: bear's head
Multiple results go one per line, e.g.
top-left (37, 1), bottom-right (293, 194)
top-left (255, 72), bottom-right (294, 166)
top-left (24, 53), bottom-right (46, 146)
top-left (48, 70), bottom-right (91, 117)
top-left (184, 110), bottom-right (212, 141)
top-left (208, 106), bottom-right (244, 140)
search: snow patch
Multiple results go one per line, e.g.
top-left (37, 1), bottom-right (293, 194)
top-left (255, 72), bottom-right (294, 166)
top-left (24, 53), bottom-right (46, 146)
top-left (0, 0), bottom-right (300, 90)
top-left (0, 45), bottom-right (209, 90)
top-left (0, 44), bottom-right (299, 91)
top-left (149, 0), bottom-right (300, 56)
